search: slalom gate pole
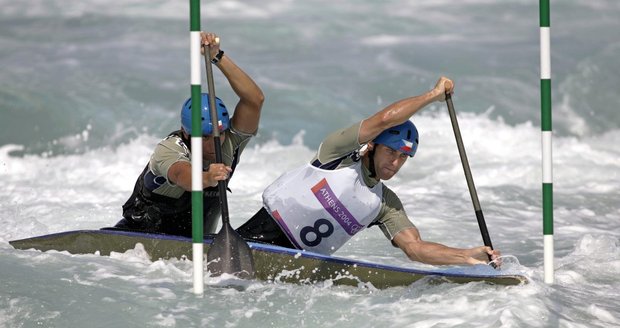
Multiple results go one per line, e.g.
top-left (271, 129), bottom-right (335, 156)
top-left (540, 0), bottom-right (554, 284)
top-left (190, 0), bottom-right (204, 295)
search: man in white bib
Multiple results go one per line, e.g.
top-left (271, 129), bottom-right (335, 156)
top-left (237, 77), bottom-right (500, 266)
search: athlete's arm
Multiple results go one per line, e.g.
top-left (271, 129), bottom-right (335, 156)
top-left (358, 77), bottom-right (454, 144)
top-left (392, 227), bottom-right (500, 266)
top-left (201, 32), bottom-right (264, 135)
top-left (167, 161), bottom-right (232, 191)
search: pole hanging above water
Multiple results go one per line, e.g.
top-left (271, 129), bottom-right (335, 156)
top-left (540, 0), bottom-right (554, 284)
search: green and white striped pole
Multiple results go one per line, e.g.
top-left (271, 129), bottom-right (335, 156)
top-left (540, 0), bottom-right (554, 284)
top-left (190, 0), bottom-right (204, 295)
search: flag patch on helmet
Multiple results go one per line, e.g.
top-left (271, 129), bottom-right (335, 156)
top-left (400, 139), bottom-right (413, 153)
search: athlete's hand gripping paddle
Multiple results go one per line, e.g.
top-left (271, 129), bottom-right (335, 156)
top-left (444, 84), bottom-right (496, 267)
top-left (204, 43), bottom-right (255, 278)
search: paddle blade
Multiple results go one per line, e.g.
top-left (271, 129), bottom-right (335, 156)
top-left (207, 224), bottom-right (255, 279)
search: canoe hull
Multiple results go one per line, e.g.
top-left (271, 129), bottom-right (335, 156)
top-left (10, 229), bottom-right (527, 288)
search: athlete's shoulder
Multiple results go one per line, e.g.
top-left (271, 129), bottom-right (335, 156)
top-left (382, 185), bottom-right (403, 208)
top-left (314, 122), bottom-right (363, 165)
top-left (158, 133), bottom-right (189, 155)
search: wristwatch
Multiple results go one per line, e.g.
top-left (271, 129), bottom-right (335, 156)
top-left (211, 50), bottom-right (224, 64)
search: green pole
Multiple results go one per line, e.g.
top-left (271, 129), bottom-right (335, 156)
top-left (540, 0), bottom-right (554, 284)
top-left (190, 0), bottom-right (204, 295)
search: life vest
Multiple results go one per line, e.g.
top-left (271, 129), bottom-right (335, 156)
top-left (121, 130), bottom-right (240, 236)
top-left (263, 161), bottom-right (383, 254)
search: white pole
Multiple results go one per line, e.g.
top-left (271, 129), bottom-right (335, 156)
top-left (540, 0), bottom-right (554, 284)
top-left (190, 0), bottom-right (204, 295)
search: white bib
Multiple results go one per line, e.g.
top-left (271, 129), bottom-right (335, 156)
top-left (263, 161), bottom-right (383, 254)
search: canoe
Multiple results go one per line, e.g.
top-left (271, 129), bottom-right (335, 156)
top-left (10, 229), bottom-right (528, 288)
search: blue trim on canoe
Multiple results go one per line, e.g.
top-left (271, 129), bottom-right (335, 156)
top-left (20, 229), bottom-right (521, 280)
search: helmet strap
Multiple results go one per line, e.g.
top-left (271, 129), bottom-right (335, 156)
top-left (367, 149), bottom-right (377, 179)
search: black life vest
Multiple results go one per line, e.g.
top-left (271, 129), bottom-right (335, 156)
top-left (121, 130), bottom-right (241, 237)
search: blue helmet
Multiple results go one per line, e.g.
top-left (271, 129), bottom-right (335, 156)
top-left (373, 121), bottom-right (419, 157)
top-left (181, 93), bottom-right (230, 136)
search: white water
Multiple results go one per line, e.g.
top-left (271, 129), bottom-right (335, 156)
top-left (2, 114), bottom-right (619, 327)
top-left (2, 0), bottom-right (620, 327)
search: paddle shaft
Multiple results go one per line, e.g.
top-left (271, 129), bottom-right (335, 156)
top-left (204, 46), bottom-right (231, 226)
top-left (445, 93), bottom-right (494, 260)
top-left (203, 45), bottom-right (256, 278)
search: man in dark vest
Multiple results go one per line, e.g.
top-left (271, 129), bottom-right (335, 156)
top-left (114, 31), bottom-right (264, 237)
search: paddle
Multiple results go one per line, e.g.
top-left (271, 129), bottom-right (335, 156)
top-left (203, 44), bottom-right (255, 279)
top-left (444, 88), bottom-right (496, 267)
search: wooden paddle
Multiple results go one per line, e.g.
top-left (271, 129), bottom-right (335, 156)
top-left (203, 44), bottom-right (255, 279)
top-left (444, 88), bottom-right (496, 267)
